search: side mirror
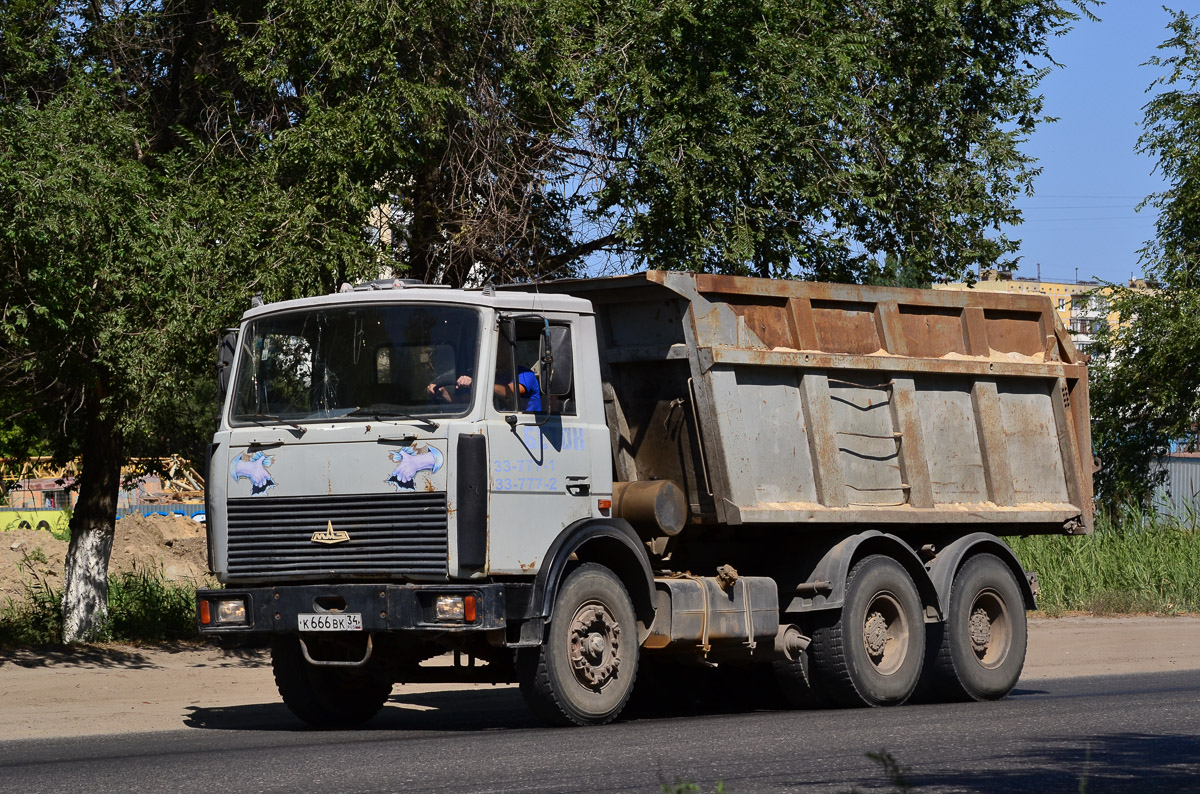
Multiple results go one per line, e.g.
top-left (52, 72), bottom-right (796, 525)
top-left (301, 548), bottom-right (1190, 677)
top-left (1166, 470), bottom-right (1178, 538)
top-left (540, 325), bottom-right (573, 398)
top-left (217, 328), bottom-right (238, 399)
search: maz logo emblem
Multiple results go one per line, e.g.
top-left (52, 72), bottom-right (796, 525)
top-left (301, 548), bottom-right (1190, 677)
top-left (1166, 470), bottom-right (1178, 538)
top-left (311, 520), bottom-right (350, 545)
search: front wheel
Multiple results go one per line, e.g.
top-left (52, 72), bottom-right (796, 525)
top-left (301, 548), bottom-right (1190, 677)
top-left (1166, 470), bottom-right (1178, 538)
top-left (271, 635), bottom-right (393, 728)
top-left (518, 563), bottom-right (639, 726)
top-left (931, 553), bottom-right (1027, 701)
top-left (809, 554), bottom-right (925, 707)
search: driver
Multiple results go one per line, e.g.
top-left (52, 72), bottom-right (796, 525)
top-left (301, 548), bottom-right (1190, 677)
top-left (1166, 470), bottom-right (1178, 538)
top-left (427, 375), bottom-right (473, 403)
top-left (427, 368), bottom-right (540, 411)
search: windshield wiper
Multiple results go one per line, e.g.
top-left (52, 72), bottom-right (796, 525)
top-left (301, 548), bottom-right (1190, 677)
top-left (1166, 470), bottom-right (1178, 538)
top-left (346, 405), bottom-right (440, 431)
top-left (239, 413), bottom-right (307, 434)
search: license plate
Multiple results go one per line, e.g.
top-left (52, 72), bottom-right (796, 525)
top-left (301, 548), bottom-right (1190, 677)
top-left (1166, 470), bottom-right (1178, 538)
top-left (298, 613), bottom-right (363, 632)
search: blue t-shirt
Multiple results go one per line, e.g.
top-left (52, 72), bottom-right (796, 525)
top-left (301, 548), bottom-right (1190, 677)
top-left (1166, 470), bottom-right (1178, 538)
top-left (516, 368), bottom-right (541, 412)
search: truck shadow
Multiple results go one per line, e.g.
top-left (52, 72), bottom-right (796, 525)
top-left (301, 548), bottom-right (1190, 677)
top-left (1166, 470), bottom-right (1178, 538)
top-left (181, 683), bottom-right (796, 733)
top-left (183, 688), bottom-right (542, 732)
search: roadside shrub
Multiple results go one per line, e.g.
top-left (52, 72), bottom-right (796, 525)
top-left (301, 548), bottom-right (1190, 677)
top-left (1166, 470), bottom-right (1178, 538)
top-left (106, 565), bottom-right (200, 642)
top-left (0, 551), bottom-right (65, 646)
top-left (1010, 503), bottom-right (1200, 615)
top-left (0, 559), bottom-right (201, 647)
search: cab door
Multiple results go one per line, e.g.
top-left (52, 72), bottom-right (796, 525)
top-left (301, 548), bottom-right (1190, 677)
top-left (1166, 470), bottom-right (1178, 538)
top-left (485, 315), bottom-right (601, 574)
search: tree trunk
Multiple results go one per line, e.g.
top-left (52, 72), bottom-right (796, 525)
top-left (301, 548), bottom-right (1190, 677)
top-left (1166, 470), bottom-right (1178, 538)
top-left (61, 389), bottom-right (124, 643)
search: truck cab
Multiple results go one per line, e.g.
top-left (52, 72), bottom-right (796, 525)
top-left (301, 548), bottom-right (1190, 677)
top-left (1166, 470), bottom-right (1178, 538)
top-left (198, 281), bottom-right (637, 726)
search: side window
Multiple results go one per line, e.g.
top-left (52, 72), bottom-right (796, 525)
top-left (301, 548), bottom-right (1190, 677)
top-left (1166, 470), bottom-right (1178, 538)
top-left (493, 319), bottom-right (575, 415)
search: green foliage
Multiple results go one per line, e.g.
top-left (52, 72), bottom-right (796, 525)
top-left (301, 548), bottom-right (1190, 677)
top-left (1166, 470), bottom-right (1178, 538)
top-left (0, 550), bottom-right (67, 647)
top-left (1089, 9), bottom-right (1200, 507)
top-left (106, 565), bottom-right (202, 642)
top-left (0, 561), bottom-right (204, 647)
top-left (1087, 283), bottom-right (1200, 507)
top-left (1009, 505), bottom-right (1200, 615)
top-left (582, 0), bottom-right (1096, 282)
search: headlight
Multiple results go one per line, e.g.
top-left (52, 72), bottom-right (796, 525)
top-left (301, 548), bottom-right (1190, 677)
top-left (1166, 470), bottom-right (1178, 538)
top-left (215, 598), bottom-right (248, 625)
top-left (435, 595), bottom-right (465, 621)
top-left (434, 594), bottom-right (477, 622)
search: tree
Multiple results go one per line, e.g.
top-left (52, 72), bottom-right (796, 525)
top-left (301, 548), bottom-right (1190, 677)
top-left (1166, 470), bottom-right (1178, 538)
top-left (1, 0), bottom-right (1098, 639)
top-left (575, 0), bottom-right (1098, 283)
top-left (1090, 8), bottom-right (1200, 509)
top-left (228, 0), bottom-right (1101, 286)
top-left (0, 0), bottom-right (385, 640)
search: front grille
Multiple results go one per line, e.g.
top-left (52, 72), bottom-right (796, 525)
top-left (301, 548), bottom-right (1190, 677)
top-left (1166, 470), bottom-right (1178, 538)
top-left (225, 492), bottom-right (447, 579)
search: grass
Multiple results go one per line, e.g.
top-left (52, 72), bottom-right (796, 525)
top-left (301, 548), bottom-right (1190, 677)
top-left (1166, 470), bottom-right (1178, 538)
top-left (1009, 503), bottom-right (1200, 616)
top-left (660, 781), bottom-right (726, 794)
top-left (0, 554), bottom-right (201, 647)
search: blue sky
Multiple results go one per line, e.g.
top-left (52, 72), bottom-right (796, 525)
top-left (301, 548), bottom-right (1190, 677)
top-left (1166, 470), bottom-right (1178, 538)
top-left (1004, 3), bottom-right (1183, 286)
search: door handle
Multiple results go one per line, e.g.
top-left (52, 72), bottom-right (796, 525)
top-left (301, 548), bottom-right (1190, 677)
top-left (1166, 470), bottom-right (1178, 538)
top-left (565, 476), bottom-right (590, 497)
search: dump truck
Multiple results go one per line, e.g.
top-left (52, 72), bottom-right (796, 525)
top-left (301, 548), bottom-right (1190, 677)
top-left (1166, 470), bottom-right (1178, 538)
top-left (196, 271), bottom-right (1093, 727)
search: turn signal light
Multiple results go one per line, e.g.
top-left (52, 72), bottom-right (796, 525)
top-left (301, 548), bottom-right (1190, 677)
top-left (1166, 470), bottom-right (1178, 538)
top-left (199, 600), bottom-right (211, 625)
top-left (464, 595), bottom-right (477, 623)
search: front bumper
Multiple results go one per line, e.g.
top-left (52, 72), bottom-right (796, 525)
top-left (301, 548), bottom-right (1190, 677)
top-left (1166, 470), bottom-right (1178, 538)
top-left (196, 583), bottom-right (506, 635)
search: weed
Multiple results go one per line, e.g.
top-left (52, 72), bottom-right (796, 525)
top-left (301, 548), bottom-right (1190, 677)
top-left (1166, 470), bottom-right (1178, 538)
top-left (0, 553), bottom-right (64, 646)
top-left (106, 563), bottom-right (200, 642)
top-left (18, 546), bottom-right (48, 568)
top-left (1009, 504), bottom-right (1200, 615)
top-left (0, 560), bottom-right (201, 647)
top-left (660, 780), bottom-right (726, 794)
top-left (842, 749), bottom-right (915, 794)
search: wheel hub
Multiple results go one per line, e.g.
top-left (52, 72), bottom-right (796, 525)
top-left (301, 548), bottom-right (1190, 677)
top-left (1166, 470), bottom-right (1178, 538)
top-left (865, 611), bottom-right (890, 659)
top-left (568, 604), bottom-right (621, 689)
top-left (969, 607), bottom-right (992, 653)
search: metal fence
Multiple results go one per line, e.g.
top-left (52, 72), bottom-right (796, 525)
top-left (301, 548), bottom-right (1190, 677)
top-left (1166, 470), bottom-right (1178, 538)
top-left (1153, 454), bottom-right (1200, 522)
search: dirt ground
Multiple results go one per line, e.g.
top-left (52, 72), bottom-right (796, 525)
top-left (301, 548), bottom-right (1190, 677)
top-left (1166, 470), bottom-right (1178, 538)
top-left (0, 615), bottom-right (1198, 740)
top-left (0, 514), bottom-right (212, 604)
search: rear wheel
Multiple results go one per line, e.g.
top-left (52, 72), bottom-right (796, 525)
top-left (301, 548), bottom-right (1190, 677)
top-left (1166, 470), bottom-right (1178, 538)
top-left (518, 563), bottom-right (639, 726)
top-left (931, 553), bottom-right (1027, 701)
top-left (809, 554), bottom-right (924, 707)
top-left (271, 635), bottom-right (392, 728)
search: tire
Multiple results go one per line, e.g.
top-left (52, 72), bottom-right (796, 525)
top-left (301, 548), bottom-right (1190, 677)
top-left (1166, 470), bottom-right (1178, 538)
top-left (809, 554), bottom-right (925, 707)
top-left (35, 521), bottom-right (51, 532)
top-left (517, 563), bottom-right (639, 726)
top-left (773, 653), bottom-right (832, 710)
top-left (271, 635), bottom-right (392, 728)
top-left (931, 553), bottom-right (1027, 702)
top-left (17, 521), bottom-right (31, 531)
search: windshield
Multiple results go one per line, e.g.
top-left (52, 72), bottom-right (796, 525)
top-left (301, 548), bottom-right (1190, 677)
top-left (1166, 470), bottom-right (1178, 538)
top-left (230, 304), bottom-right (481, 425)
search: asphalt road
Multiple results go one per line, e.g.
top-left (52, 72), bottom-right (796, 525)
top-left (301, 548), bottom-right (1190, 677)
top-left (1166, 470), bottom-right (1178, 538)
top-left (1, 670), bottom-right (1198, 793)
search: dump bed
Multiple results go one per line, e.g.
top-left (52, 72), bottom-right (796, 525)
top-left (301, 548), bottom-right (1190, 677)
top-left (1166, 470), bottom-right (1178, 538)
top-left (541, 271), bottom-right (1093, 535)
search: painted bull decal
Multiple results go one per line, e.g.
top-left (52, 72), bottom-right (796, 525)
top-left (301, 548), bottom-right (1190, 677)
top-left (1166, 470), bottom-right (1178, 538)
top-left (230, 451), bottom-right (276, 495)
top-left (386, 443), bottom-right (443, 491)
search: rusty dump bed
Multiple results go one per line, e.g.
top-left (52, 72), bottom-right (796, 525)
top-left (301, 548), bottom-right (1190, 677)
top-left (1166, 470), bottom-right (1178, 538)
top-left (541, 271), bottom-right (1093, 535)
